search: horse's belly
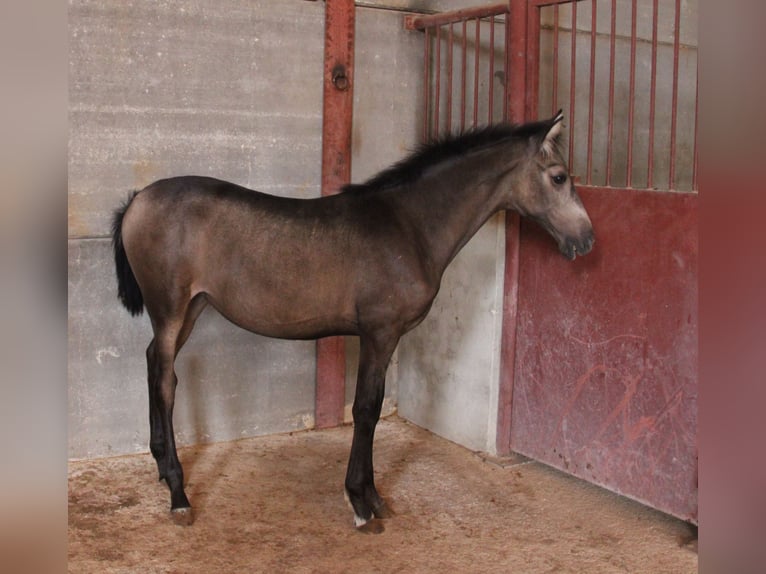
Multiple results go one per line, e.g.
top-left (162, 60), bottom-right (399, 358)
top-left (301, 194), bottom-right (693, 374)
top-left (204, 289), bottom-right (358, 340)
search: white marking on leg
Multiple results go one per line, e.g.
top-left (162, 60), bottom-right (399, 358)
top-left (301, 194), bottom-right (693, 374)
top-left (344, 488), bottom-right (369, 527)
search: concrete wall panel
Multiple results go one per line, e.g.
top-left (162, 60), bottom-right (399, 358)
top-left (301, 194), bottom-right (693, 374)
top-left (69, 0), bottom-right (325, 238)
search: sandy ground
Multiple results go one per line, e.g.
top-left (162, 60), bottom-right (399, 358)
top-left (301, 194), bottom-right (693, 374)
top-left (68, 416), bottom-right (697, 573)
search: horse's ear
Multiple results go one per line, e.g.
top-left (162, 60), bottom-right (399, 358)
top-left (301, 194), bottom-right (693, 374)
top-left (540, 110), bottom-right (564, 157)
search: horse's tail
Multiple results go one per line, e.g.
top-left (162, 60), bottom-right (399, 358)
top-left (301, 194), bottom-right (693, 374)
top-left (111, 191), bottom-right (144, 316)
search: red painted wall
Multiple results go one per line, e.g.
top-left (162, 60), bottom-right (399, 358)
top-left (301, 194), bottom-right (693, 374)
top-left (510, 187), bottom-right (698, 522)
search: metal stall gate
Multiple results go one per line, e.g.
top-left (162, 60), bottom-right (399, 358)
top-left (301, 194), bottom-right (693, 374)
top-left (407, 0), bottom-right (698, 523)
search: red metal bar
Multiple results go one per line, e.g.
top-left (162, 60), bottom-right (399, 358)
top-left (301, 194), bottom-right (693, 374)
top-left (498, 209), bottom-right (521, 456)
top-left (508, 0), bottom-right (527, 123)
top-left (627, 0), bottom-right (637, 187)
top-left (461, 19), bottom-right (467, 131)
top-left (525, 0), bottom-right (541, 120)
top-left (669, 0), bottom-right (682, 189)
top-left (647, 0), bottom-right (659, 189)
top-left (488, 15), bottom-right (495, 123)
top-left (498, 0), bottom-right (529, 456)
top-left (447, 23), bottom-right (454, 132)
top-left (568, 0), bottom-right (577, 169)
top-left (404, 2), bottom-right (509, 30)
top-left (316, 0), bottom-right (355, 429)
top-left (586, 0), bottom-right (596, 185)
top-left (692, 71), bottom-right (698, 191)
top-left (423, 27), bottom-right (431, 140)
top-left (503, 14), bottom-right (510, 122)
top-left (530, 0), bottom-right (588, 6)
top-left (474, 18), bottom-right (480, 127)
top-left (606, 0), bottom-right (616, 184)
top-left (435, 25), bottom-right (442, 138)
top-left (552, 4), bottom-right (559, 115)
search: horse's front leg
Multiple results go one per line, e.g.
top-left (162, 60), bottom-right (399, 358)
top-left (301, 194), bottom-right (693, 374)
top-left (344, 332), bottom-right (398, 533)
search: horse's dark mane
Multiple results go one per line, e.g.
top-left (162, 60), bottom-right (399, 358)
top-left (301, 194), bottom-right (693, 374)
top-left (341, 120), bottom-right (552, 194)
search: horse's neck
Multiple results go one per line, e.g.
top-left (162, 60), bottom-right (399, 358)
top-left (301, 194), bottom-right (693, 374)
top-left (396, 148), bottom-right (513, 279)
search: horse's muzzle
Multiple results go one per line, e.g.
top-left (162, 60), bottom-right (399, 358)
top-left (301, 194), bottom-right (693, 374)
top-left (560, 229), bottom-right (595, 260)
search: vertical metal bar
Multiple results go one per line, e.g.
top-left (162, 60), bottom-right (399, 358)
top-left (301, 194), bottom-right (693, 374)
top-left (568, 0), bottom-right (577, 169)
top-left (627, 0), bottom-right (637, 187)
top-left (447, 23), bottom-right (454, 133)
top-left (525, 0), bottom-right (540, 120)
top-left (317, 0), bottom-right (355, 429)
top-left (552, 4), bottom-right (559, 115)
top-left (461, 19), bottom-right (467, 131)
top-left (488, 15), bottom-right (497, 122)
top-left (692, 70), bottom-right (698, 191)
top-left (499, 0), bottom-right (528, 456)
top-left (473, 17), bottom-right (481, 127)
top-left (606, 0), bottom-right (616, 185)
top-left (435, 25), bottom-right (442, 138)
top-left (669, 0), bottom-right (682, 189)
top-left (503, 12), bottom-right (510, 122)
top-left (586, 0), bottom-right (597, 185)
top-left (647, 0), bottom-right (659, 189)
top-left (423, 27), bottom-right (431, 140)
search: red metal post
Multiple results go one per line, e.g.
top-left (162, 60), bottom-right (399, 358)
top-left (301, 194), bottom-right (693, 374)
top-left (435, 25), bottom-right (442, 137)
top-left (525, 1), bottom-right (541, 120)
top-left (692, 72), bottom-right (698, 191)
top-left (568, 0), bottom-right (577, 169)
top-left (497, 0), bottom-right (529, 456)
top-left (488, 15), bottom-right (496, 122)
top-left (473, 18), bottom-right (481, 126)
top-left (424, 27), bottom-right (431, 140)
top-left (404, 2), bottom-right (509, 30)
top-left (552, 4), bottom-right (559, 115)
top-left (586, 1), bottom-right (596, 184)
top-left (507, 0), bottom-right (528, 124)
top-left (461, 20), bottom-right (468, 131)
top-left (606, 0), bottom-right (616, 185)
top-left (669, 0), bottom-right (682, 190)
top-left (447, 23), bottom-right (454, 132)
top-left (316, 0), bottom-right (355, 429)
top-left (627, 0), bottom-right (637, 187)
top-left (648, 0), bottom-right (659, 188)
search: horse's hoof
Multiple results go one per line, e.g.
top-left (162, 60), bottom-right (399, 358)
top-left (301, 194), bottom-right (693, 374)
top-left (356, 518), bottom-right (385, 534)
top-left (171, 507), bottom-right (194, 526)
top-left (373, 501), bottom-right (395, 519)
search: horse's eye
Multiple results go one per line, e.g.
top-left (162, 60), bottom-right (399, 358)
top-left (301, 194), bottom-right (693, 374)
top-left (551, 173), bottom-right (567, 186)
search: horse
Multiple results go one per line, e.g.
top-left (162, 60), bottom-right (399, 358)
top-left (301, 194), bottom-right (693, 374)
top-left (111, 111), bottom-right (594, 533)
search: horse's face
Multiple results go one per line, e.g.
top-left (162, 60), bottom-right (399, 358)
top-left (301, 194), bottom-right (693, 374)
top-left (511, 112), bottom-right (595, 260)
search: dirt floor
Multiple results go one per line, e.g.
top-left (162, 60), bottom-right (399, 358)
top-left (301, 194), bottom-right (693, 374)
top-left (68, 416), bottom-right (697, 573)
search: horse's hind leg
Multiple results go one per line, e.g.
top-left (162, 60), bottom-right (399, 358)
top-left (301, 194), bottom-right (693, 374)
top-left (147, 338), bottom-right (165, 477)
top-left (147, 294), bottom-right (207, 482)
top-left (344, 331), bottom-right (399, 534)
top-left (147, 294), bottom-right (208, 526)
